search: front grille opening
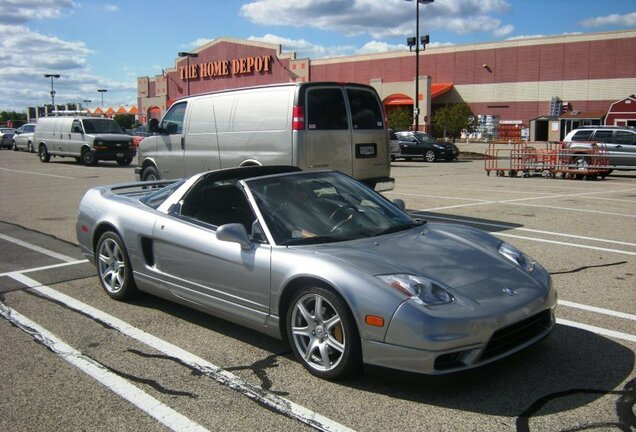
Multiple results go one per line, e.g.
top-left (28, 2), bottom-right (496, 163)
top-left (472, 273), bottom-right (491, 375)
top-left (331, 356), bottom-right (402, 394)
top-left (481, 310), bottom-right (552, 361)
top-left (434, 351), bottom-right (465, 371)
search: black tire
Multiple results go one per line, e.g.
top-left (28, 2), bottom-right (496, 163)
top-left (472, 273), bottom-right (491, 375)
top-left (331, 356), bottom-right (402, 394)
top-left (117, 156), bottom-right (133, 166)
top-left (39, 144), bottom-right (50, 162)
top-left (12, 141), bottom-right (18, 151)
top-left (95, 231), bottom-right (137, 300)
top-left (141, 165), bottom-right (160, 181)
top-left (27, 142), bottom-right (34, 153)
top-left (81, 149), bottom-right (98, 166)
top-left (424, 149), bottom-right (436, 162)
top-left (287, 286), bottom-right (361, 380)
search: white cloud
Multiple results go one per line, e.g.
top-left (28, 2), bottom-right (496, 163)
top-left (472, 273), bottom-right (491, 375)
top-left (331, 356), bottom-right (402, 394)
top-left (241, 0), bottom-right (514, 39)
top-left (579, 12), bottom-right (636, 28)
top-left (0, 0), bottom-right (77, 24)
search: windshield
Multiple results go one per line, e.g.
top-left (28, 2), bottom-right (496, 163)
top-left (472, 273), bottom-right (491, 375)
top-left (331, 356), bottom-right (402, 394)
top-left (246, 171), bottom-right (415, 245)
top-left (81, 119), bottom-right (124, 134)
top-left (139, 180), bottom-right (184, 209)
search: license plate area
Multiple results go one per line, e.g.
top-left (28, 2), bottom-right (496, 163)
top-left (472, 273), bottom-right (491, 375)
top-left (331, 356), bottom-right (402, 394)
top-left (356, 143), bottom-right (377, 158)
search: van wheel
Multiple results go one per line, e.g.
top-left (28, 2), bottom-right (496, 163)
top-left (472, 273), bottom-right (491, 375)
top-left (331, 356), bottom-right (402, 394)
top-left (39, 145), bottom-right (51, 162)
top-left (81, 149), bottom-right (98, 166)
top-left (141, 166), bottom-right (160, 181)
top-left (117, 157), bottom-right (133, 166)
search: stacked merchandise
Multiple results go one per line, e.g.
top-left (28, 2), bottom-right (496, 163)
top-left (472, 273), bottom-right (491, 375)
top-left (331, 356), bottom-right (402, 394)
top-left (474, 115), bottom-right (500, 140)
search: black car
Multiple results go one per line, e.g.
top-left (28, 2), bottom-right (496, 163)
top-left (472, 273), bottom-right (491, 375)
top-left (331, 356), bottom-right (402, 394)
top-left (0, 128), bottom-right (16, 149)
top-left (396, 131), bottom-right (459, 162)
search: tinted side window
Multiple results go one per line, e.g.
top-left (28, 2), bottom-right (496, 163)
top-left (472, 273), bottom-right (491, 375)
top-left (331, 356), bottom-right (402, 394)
top-left (615, 131), bottom-right (636, 144)
top-left (571, 130), bottom-right (593, 141)
top-left (592, 130), bottom-right (613, 142)
top-left (347, 88), bottom-right (384, 130)
top-left (161, 102), bottom-right (187, 135)
top-left (306, 88), bottom-right (348, 130)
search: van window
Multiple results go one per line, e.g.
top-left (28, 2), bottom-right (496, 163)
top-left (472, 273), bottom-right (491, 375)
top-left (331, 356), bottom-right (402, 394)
top-left (592, 130), bottom-right (613, 142)
top-left (306, 88), bottom-right (348, 130)
top-left (161, 102), bottom-right (187, 135)
top-left (571, 130), bottom-right (593, 141)
top-left (72, 119), bottom-right (82, 133)
top-left (615, 131), bottom-right (636, 144)
top-left (347, 88), bottom-right (384, 130)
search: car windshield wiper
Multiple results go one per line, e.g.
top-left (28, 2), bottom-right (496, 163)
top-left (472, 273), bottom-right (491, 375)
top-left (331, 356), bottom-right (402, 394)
top-left (280, 235), bottom-right (342, 246)
top-left (373, 221), bottom-right (423, 237)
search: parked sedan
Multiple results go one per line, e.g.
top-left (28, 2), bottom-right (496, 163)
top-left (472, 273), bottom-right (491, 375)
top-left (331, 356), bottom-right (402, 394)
top-left (0, 127), bottom-right (16, 149)
top-left (396, 131), bottom-right (459, 162)
top-left (76, 166), bottom-right (556, 380)
top-left (12, 123), bottom-right (36, 152)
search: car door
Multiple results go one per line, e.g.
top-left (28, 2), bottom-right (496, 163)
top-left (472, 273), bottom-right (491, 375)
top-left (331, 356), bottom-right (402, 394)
top-left (613, 130), bottom-right (636, 167)
top-left (591, 130), bottom-right (619, 166)
top-left (151, 214), bottom-right (272, 325)
top-left (157, 102), bottom-right (188, 178)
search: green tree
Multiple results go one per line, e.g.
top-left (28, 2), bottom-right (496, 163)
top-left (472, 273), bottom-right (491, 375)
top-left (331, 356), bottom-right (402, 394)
top-left (431, 103), bottom-right (476, 142)
top-left (387, 107), bottom-right (413, 131)
top-left (113, 114), bottom-right (135, 130)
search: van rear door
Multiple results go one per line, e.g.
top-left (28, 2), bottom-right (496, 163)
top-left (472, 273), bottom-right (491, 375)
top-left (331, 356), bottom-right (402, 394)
top-left (302, 86), bottom-right (351, 175)
top-left (345, 86), bottom-right (389, 183)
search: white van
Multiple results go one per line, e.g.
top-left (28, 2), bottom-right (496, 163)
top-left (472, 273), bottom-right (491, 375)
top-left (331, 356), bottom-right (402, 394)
top-left (34, 116), bottom-right (135, 166)
top-left (136, 82), bottom-right (394, 190)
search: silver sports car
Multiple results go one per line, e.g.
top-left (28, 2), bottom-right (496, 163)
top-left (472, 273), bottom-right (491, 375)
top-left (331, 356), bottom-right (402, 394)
top-left (76, 165), bottom-right (557, 380)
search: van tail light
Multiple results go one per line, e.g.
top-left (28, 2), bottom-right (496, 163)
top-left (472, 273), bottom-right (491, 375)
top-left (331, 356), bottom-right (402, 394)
top-left (292, 105), bottom-right (305, 130)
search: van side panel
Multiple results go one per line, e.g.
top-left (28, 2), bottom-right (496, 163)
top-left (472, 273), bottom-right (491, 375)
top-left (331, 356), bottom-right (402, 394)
top-left (217, 87), bottom-right (294, 168)
top-left (184, 96), bottom-right (221, 173)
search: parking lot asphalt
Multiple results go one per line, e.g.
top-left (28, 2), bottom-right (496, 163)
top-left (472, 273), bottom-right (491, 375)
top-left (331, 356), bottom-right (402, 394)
top-left (1, 149), bottom-right (634, 432)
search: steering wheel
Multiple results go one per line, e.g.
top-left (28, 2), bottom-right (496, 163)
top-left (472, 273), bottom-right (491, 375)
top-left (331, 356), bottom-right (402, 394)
top-left (329, 205), bottom-right (357, 233)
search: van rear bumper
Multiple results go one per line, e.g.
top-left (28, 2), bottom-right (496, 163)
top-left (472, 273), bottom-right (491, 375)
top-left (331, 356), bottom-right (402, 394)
top-left (365, 176), bottom-right (395, 192)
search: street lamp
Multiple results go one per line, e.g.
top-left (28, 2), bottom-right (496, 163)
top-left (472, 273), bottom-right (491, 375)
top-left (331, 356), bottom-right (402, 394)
top-left (178, 51), bottom-right (198, 96)
top-left (97, 89), bottom-right (108, 107)
top-left (44, 74), bottom-right (61, 113)
top-left (405, 0), bottom-right (433, 131)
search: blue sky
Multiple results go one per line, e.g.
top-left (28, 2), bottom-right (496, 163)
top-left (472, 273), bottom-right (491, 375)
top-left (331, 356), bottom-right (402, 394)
top-left (1, 0), bottom-right (635, 112)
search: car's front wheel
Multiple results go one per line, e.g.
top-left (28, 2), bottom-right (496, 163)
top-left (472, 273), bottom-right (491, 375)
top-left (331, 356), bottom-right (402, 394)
top-left (424, 149), bottom-right (436, 162)
top-left (12, 141), bottom-right (18, 151)
top-left (27, 141), bottom-right (34, 153)
top-left (39, 145), bottom-right (50, 162)
top-left (82, 149), bottom-right (98, 166)
top-left (96, 231), bottom-right (137, 300)
top-left (287, 286), bottom-right (361, 380)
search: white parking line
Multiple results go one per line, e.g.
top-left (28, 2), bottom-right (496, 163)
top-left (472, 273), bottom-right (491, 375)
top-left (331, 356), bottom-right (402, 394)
top-left (557, 319), bottom-right (636, 343)
top-left (0, 233), bottom-right (78, 262)
top-left (504, 202), bottom-right (636, 218)
top-left (0, 302), bottom-right (210, 432)
top-left (0, 167), bottom-right (77, 180)
top-left (0, 259), bottom-right (88, 278)
top-left (559, 300), bottom-right (636, 321)
top-left (496, 233), bottom-right (636, 256)
top-left (7, 272), bottom-right (355, 432)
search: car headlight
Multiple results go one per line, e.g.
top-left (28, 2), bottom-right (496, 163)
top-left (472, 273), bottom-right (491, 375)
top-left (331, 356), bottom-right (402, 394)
top-left (377, 274), bottom-right (454, 306)
top-left (498, 241), bottom-right (535, 272)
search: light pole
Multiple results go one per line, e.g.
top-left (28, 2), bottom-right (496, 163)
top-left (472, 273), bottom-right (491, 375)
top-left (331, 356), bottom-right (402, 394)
top-left (44, 74), bottom-right (60, 113)
top-left (97, 89), bottom-right (108, 108)
top-left (178, 51), bottom-right (198, 96)
top-left (405, 0), bottom-right (433, 131)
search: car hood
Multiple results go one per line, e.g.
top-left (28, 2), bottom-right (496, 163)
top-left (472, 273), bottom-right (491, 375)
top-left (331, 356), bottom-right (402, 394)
top-left (309, 223), bottom-right (514, 289)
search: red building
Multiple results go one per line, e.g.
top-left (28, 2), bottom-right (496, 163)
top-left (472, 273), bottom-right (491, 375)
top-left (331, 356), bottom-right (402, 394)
top-left (138, 29), bottom-right (636, 140)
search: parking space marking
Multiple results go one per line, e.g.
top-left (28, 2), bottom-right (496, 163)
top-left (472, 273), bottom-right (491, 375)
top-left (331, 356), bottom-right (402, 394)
top-left (7, 272), bottom-right (355, 432)
top-left (0, 301), bottom-right (210, 432)
top-left (0, 167), bottom-right (77, 180)
top-left (0, 259), bottom-right (88, 278)
top-left (559, 300), bottom-right (636, 321)
top-left (503, 202), bottom-right (636, 218)
top-left (0, 233), bottom-right (78, 262)
top-left (496, 233), bottom-right (636, 256)
top-left (557, 319), bottom-right (636, 343)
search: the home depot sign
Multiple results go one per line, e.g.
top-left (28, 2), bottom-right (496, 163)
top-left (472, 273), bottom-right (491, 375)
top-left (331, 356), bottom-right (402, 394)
top-left (179, 55), bottom-right (272, 80)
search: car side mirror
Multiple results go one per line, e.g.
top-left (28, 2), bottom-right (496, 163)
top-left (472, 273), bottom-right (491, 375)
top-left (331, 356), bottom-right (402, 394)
top-left (217, 223), bottom-right (253, 249)
top-left (392, 199), bottom-right (406, 211)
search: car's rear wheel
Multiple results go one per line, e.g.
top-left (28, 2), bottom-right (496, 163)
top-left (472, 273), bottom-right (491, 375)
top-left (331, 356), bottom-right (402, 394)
top-left (287, 286), bottom-right (361, 380)
top-left (96, 231), bottom-right (137, 300)
top-left (424, 149), bottom-right (436, 162)
top-left (27, 142), bottom-right (34, 153)
top-left (39, 145), bottom-right (50, 162)
top-left (12, 141), bottom-right (17, 151)
top-left (141, 165), bottom-right (160, 181)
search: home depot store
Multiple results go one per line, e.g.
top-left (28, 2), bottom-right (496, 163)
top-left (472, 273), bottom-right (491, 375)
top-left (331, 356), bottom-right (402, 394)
top-left (138, 30), bottom-right (636, 140)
